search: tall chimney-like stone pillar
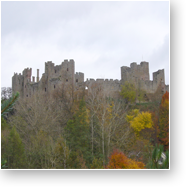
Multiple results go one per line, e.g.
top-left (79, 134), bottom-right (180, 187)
top-left (37, 69), bottom-right (39, 82)
top-left (32, 76), bottom-right (35, 82)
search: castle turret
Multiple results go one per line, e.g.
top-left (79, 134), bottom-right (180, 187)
top-left (153, 69), bottom-right (165, 91)
top-left (121, 61), bottom-right (149, 85)
top-left (61, 59), bottom-right (75, 87)
top-left (23, 68), bottom-right (32, 98)
top-left (12, 73), bottom-right (24, 97)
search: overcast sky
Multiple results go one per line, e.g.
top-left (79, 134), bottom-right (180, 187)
top-left (1, 1), bottom-right (169, 88)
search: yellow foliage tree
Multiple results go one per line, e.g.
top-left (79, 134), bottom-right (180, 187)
top-left (127, 109), bottom-right (153, 136)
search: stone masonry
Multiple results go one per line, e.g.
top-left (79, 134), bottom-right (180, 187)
top-left (12, 60), bottom-right (169, 99)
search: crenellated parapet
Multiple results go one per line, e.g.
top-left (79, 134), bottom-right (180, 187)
top-left (12, 59), bottom-right (168, 99)
top-left (85, 78), bottom-right (121, 93)
top-left (121, 61), bottom-right (149, 83)
top-left (121, 61), bottom-right (167, 94)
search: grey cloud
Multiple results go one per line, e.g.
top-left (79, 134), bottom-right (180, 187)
top-left (148, 34), bottom-right (169, 84)
top-left (1, 1), bottom-right (169, 88)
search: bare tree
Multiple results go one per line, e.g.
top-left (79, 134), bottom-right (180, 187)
top-left (1, 87), bottom-right (12, 101)
top-left (86, 83), bottom-right (129, 166)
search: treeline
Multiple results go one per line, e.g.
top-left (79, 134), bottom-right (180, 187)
top-left (1, 83), bottom-right (169, 169)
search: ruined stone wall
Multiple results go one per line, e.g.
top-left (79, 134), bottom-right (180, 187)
top-left (75, 72), bottom-right (85, 90)
top-left (121, 62), bottom-right (167, 94)
top-left (12, 73), bottom-right (24, 97)
top-left (12, 59), bottom-right (168, 100)
top-left (85, 78), bottom-right (121, 98)
top-left (121, 61), bottom-right (149, 84)
top-left (12, 59), bottom-right (84, 98)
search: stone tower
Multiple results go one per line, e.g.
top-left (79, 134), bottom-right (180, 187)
top-left (12, 59), bottom-right (168, 100)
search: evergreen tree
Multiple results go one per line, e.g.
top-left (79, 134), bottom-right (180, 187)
top-left (7, 127), bottom-right (26, 169)
top-left (1, 92), bottom-right (19, 117)
top-left (65, 99), bottom-right (91, 168)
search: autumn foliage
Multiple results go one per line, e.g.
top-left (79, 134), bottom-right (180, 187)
top-left (107, 149), bottom-right (145, 169)
top-left (158, 91), bottom-right (169, 150)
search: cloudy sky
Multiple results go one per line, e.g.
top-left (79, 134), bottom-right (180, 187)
top-left (1, 1), bottom-right (169, 88)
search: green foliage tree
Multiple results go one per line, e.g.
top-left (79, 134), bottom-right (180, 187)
top-left (147, 144), bottom-right (169, 169)
top-left (120, 81), bottom-right (136, 104)
top-left (1, 92), bottom-right (19, 117)
top-left (137, 87), bottom-right (146, 103)
top-left (6, 127), bottom-right (26, 169)
top-left (1, 117), bottom-right (10, 169)
top-left (67, 151), bottom-right (87, 169)
top-left (90, 157), bottom-right (104, 169)
top-left (54, 136), bottom-right (70, 169)
top-left (1, 91), bottom-right (20, 168)
top-left (65, 99), bottom-right (91, 168)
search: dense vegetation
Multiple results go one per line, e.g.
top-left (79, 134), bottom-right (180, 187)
top-left (1, 84), bottom-right (169, 169)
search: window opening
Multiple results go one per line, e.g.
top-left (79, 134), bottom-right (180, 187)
top-left (67, 68), bottom-right (69, 71)
top-left (66, 79), bottom-right (68, 82)
top-left (45, 88), bottom-right (46, 92)
top-left (76, 79), bottom-right (78, 82)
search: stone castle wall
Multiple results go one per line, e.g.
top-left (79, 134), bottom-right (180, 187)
top-left (12, 60), bottom-right (169, 99)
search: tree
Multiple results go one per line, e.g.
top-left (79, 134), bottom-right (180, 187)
top-left (54, 136), bottom-right (70, 169)
top-left (67, 151), bottom-right (87, 169)
top-left (65, 99), bottom-right (91, 167)
top-left (120, 81), bottom-right (136, 104)
top-left (1, 91), bottom-right (20, 168)
top-left (107, 149), bottom-right (145, 169)
top-left (1, 92), bottom-right (19, 117)
top-left (86, 83), bottom-right (131, 167)
top-left (147, 144), bottom-right (169, 169)
top-left (158, 91), bottom-right (169, 150)
top-left (1, 117), bottom-right (11, 169)
top-left (90, 157), bottom-right (104, 169)
top-left (126, 109), bottom-right (153, 136)
top-left (1, 87), bottom-right (12, 102)
top-left (6, 127), bottom-right (26, 169)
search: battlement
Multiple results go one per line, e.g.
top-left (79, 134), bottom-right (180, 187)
top-left (62, 59), bottom-right (75, 64)
top-left (86, 78), bottom-right (119, 83)
top-left (12, 59), bottom-right (168, 99)
top-left (130, 62), bottom-right (137, 68)
top-left (14, 72), bottom-right (22, 76)
top-left (75, 72), bottom-right (84, 76)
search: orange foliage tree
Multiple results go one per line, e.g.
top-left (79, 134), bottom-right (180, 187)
top-left (107, 149), bottom-right (145, 169)
top-left (158, 91), bottom-right (169, 150)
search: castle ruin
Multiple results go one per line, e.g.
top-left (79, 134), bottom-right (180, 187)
top-left (12, 59), bottom-right (169, 100)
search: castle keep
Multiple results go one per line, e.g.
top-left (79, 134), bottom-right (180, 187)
top-left (12, 60), bottom-right (169, 99)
